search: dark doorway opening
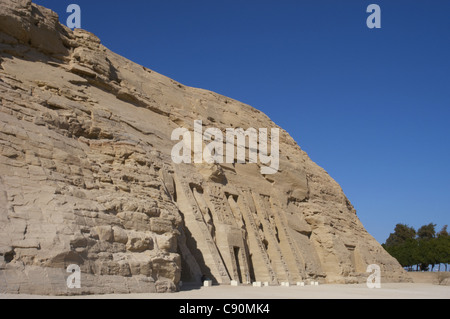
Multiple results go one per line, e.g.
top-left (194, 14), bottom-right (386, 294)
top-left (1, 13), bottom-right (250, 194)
top-left (233, 246), bottom-right (243, 283)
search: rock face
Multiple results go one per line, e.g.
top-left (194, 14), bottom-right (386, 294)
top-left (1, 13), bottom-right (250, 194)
top-left (0, 1), bottom-right (410, 295)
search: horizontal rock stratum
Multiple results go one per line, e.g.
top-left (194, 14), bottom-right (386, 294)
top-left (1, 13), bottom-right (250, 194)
top-left (0, 0), bottom-right (410, 295)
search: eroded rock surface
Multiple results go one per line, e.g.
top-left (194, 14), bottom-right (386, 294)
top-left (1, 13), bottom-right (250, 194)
top-left (0, 0), bottom-right (410, 295)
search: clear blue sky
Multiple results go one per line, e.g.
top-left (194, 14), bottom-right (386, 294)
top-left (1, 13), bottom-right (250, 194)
top-left (34, 0), bottom-right (450, 244)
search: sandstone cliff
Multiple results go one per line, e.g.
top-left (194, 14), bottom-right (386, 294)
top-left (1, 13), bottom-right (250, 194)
top-left (0, 0), bottom-right (410, 295)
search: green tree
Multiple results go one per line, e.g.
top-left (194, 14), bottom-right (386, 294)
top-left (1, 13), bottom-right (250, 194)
top-left (436, 226), bottom-right (450, 271)
top-left (437, 225), bottom-right (448, 238)
top-left (415, 223), bottom-right (437, 271)
top-left (417, 238), bottom-right (439, 271)
top-left (417, 223), bottom-right (436, 240)
top-left (384, 223), bottom-right (450, 272)
top-left (385, 224), bottom-right (416, 247)
top-left (383, 238), bottom-right (419, 270)
top-left (444, 236), bottom-right (450, 271)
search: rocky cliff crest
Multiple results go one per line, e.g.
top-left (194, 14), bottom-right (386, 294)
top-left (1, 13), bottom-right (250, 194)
top-left (0, 0), bottom-right (410, 295)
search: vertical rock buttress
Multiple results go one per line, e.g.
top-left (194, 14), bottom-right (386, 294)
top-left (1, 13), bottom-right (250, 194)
top-left (0, 0), bottom-right (410, 295)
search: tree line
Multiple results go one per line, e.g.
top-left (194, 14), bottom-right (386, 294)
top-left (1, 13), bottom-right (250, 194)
top-left (382, 223), bottom-right (450, 272)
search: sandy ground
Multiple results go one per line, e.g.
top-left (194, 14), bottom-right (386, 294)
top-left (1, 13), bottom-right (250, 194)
top-left (1, 283), bottom-right (449, 299)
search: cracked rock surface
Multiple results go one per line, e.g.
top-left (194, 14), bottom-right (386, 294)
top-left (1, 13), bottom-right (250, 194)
top-left (0, 0), bottom-right (410, 295)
